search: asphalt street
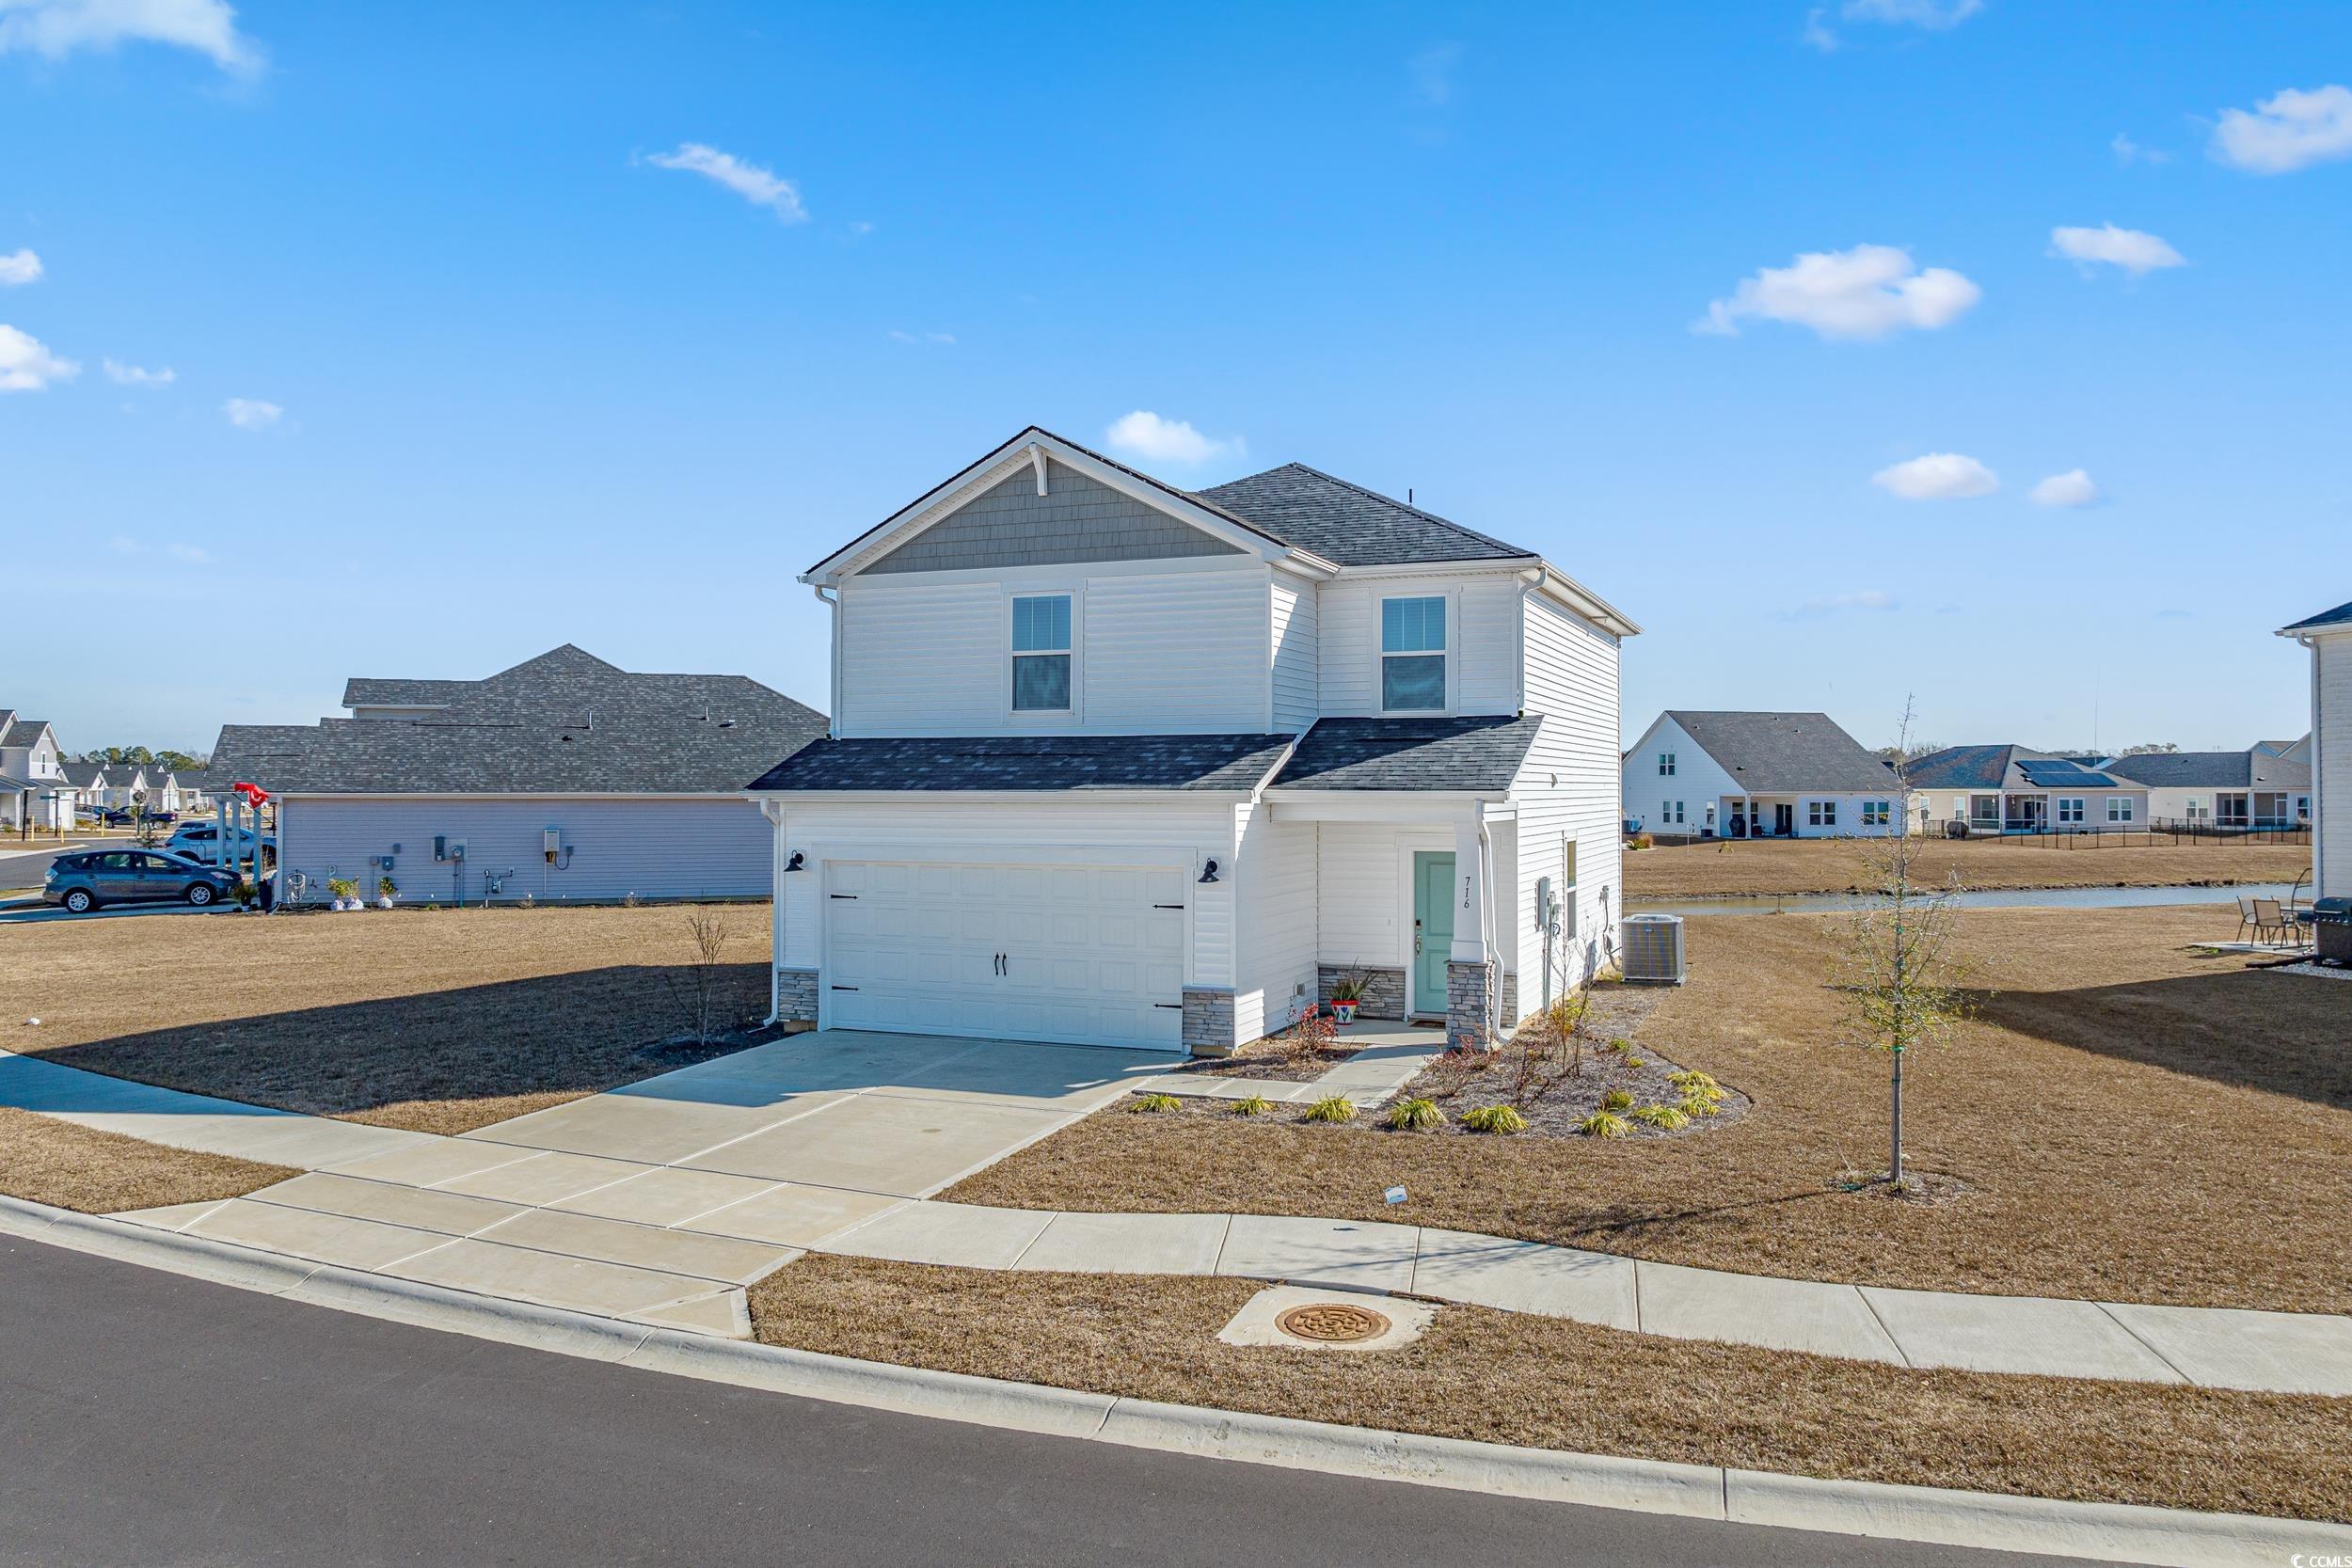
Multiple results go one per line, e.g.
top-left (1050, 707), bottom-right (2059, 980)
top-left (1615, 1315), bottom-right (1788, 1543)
top-left (0, 1233), bottom-right (2079, 1568)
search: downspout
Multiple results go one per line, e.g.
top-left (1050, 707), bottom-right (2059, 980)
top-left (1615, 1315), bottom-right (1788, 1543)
top-left (758, 797), bottom-right (787, 1026)
top-left (1478, 813), bottom-right (1502, 1041)
top-left (812, 584), bottom-right (841, 739)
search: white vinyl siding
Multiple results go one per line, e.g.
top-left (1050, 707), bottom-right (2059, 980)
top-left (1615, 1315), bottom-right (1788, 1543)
top-left (1515, 592), bottom-right (1625, 1008)
top-left (2318, 636), bottom-right (2352, 899)
top-left (1270, 577), bottom-right (1318, 732)
top-left (1313, 819), bottom-right (1456, 978)
top-left (1317, 571), bottom-right (1521, 717)
top-left (1235, 803), bottom-right (1317, 1042)
top-left (279, 797), bottom-right (771, 904)
top-left (834, 559), bottom-right (1268, 737)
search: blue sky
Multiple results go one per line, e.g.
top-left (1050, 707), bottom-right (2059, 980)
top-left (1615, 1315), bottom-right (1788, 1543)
top-left (5, 0), bottom-right (2348, 758)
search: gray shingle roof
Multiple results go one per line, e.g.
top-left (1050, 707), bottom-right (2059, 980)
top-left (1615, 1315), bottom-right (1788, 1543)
top-left (1904, 744), bottom-right (2017, 791)
top-left (214, 646), bottom-right (826, 795)
top-left (0, 715), bottom-right (55, 749)
top-left (749, 733), bottom-right (1291, 793)
top-left (61, 762), bottom-right (110, 788)
top-left (1269, 715), bottom-right (1543, 792)
top-left (1664, 711), bottom-right (1896, 794)
top-left (1193, 465), bottom-right (1534, 567)
top-left (2106, 750), bottom-right (2311, 790)
top-left (2281, 599), bottom-right (2352, 633)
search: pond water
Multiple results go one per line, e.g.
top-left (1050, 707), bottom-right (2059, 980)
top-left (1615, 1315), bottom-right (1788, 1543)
top-left (1628, 882), bottom-right (2303, 919)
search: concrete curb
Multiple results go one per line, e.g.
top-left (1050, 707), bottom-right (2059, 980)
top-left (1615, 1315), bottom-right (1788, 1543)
top-left (3, 1196), bottom-right (2342, 1567)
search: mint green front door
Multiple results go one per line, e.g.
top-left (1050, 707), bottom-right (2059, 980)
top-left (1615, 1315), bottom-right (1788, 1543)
top-left (1412, 851), bottom-right (1455, 1018)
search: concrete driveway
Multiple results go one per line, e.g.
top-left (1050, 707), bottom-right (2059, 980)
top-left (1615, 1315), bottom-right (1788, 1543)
top-left (120, 1031), bottom-right (1177, 1335)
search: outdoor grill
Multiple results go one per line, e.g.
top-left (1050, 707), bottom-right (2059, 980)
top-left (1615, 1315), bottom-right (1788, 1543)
top-left (2310, 897), bottom-right (2352, 965)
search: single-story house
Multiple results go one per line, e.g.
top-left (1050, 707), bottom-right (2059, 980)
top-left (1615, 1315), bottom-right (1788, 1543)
top-left (2278, 599), bottom-right (2350, 900)
top-left (1906, 745), bottom-right (2150, 834)
top-left (1620, 710), bottom-right (1904, 838)
top-left (2104, 748), bottom-right (2312, 830)
top-left (0, 712), bottom-right (77, 832)
top-left (210, 644), bottom-right (826, 904)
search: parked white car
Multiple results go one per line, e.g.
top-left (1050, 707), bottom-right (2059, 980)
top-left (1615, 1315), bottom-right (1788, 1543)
top-left (164, 821), bottom-right (275, 867)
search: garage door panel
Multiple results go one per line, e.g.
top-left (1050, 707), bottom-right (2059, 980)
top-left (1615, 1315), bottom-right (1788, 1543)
top-left (824, 857), bottom-right (1187, 1050)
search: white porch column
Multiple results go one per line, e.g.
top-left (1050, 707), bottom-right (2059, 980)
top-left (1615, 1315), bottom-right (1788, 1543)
top-left (1451, 813), bottom-right (1486, 964)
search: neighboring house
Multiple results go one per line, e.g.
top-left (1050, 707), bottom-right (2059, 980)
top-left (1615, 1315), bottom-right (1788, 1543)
top-left (0, 712), bottom-right (78, 831)
top-left (1907, 745), bottom-right (2149, 834)
top-left (61, 761), bottom-right (112, 816)
top-left (210, 644), bottom-right (826, 904)
top-left (2279, 599), bottom-right (2352, 900)
top-left (2255, 735), bottom-right (2313, 768)
top-left (2105, 748), bottom-right (2312, 830)
top-left (748, 426), bottom-right (1639, 1057)
top-left (1620, 711), bottom-right (1902, 839)
top-left (171, 766), bottom-right (215, 813)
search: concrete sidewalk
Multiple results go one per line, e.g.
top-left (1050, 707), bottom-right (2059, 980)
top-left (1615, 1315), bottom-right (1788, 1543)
top-left (818, 1205), bottom-right (2352, 1397)
top-left (16, 1037), bottom-right (2352, 1393)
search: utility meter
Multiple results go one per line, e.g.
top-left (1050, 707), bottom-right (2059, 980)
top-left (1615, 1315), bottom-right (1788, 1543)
top-left (543, 827), bottom-right (562, 863)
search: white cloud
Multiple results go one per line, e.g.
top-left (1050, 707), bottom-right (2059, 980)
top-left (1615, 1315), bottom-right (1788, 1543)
top-left (2110, 133), bottom-right (2171, 166)
top-left (1871, 452), bottom-right (1998, 499)
top-left (166, 541), bottom-right (209, 562)
top-left (1801, 8), bottom-right (1839, 50)
top-left (1407, 42), bottom-right (1461, 107)
top-left (886, 329), bottom-right (955, 345)
top-left (2049, 223), bottom-right (2185, 277)
top-left (103, 357), bottom-right (174, 386)
top-left (1841, 0), bottom-right (1980, 26)
top-left (0, 248), bottom-right (40, 286)
top-left (2029, 468), bottom-right (2099, 507)
top-left (222, 396), bottom-right (279, 428)
top-left (1699, 244), bottom-right (1980, 340)
top-left (1103, 410), bottom-right (1243, 466)
top-left (0, 323), bottom-right (77, 390)
top-left (0, 0), bottom-right (260, 72)
top-left (2211, 84), bottom-right (2352, 175)
top-left (643, 143), bottom-right (807, 220)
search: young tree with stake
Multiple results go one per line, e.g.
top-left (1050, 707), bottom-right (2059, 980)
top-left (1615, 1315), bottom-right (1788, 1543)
top-left (1837, 701), bottom-right (1975, 1188)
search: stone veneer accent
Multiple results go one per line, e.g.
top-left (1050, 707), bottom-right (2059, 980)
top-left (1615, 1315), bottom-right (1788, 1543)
top-left (775, 967), bottom-right (818, 1028)
top-left (1500, 970), bottom-right (1519, 1033)
top-left (1446, 960), bottom-right (1497, 1053)
top-left (1317, 964), bottom-right (1406, 1022)
top-left (1182, 987), bottom-right (1236, 1057)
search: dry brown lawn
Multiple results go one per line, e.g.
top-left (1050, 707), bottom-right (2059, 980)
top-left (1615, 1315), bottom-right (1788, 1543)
top-left (0, 1104), bottom-right (294, 1212)
top-left (750, 1256), bottom-right (2352, 1523)
top-left (1, 904), bottom-right (771, 1136)
top-left (951, 906), bottom-right (2352, 1312)
top-left (1624, 835), bottom-right (2312, 897)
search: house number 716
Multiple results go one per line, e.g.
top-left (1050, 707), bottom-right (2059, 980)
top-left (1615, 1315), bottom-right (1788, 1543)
top-left (1460, 876), bottom-right (1472, 911)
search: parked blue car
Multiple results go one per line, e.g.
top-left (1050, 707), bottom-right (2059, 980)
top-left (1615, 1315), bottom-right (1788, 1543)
top-left (42, 848), bottom-right (236, 913)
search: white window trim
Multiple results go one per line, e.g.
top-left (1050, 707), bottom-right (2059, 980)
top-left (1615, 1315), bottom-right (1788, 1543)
top-left (1375, 589), bottom-right (1458, 716)
top-left (2107, 797), bottom-right (2134, 822)
top-left (1005, 587), bottom-right (1082, 725)
top-left (1659, 752), bottom-right (1676, 776)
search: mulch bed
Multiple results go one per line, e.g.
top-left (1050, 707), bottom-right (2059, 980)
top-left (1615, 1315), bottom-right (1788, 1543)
top-left (1166, 1022), bottom-right (1371, 1082)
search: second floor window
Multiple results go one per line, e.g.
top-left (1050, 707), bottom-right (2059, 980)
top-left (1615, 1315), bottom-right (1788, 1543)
top-left (1381, 595), bottom-right (1447, 711)
top-left (1011, 594), bottom-right (1072, 712)
top-left (1658, 752), bottom-right (1676, 775)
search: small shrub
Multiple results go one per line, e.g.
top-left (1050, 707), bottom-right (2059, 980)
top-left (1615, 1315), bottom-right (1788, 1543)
top-left (1301, 1095), bottom-right (1358, 1124)
top-left (1601, 1037), bottom-right (1629, 1054)
top-left (1600, 1088), bottom-right (1633, 1113)
top-left (1229, 1094), bottom-right (1274, 1117)
top-left (1629, 833), bottom-right (1653, 850)
top-left (1460, 1104), bottom-right (1528, 1134)
top-left (1621, 1055), bottom-right (1647, 1069)
top-left (1578, 1110), bottom-right (1631, 1138)
top-left (1128, 1093), bottom-right (1183, 1114)
top-left (1630, 1102), bottom-right (1689, 1131)
top-left (1384, 1096), bottom-right (1443, 1131)
top-left (1678, 1094), bottom-right (1723, 1118)
top-left (1281, 1008), bottom-right (1340, 1066)
top-left (1666, 1069), bottom-right (1719, 1093)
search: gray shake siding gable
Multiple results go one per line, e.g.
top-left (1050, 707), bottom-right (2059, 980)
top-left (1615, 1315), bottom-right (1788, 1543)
top-left (862, 459), bottom-right (1245, 574)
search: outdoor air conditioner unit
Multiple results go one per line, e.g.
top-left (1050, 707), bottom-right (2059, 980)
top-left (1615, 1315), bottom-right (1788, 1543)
top-left (1621, 913), bottom-right (1686, 986)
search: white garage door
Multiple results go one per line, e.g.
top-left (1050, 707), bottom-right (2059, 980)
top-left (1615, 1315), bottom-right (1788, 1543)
top-left (822, 860), bottom-right (1188, 1050)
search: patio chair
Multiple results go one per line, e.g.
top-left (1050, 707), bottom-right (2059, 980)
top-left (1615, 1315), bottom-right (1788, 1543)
top-left (2234, 895), bottom-right (2258, 944)
top-left (2251, 898), bottom-right (2291, 946)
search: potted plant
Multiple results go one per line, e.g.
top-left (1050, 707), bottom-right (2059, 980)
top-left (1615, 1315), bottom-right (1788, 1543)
top-left (326, 876), bottom-right (359, 911)
top-left (1327, 970), bottom-right (1368, 1026)
top-left (376, 875), bottom-right (397, 910)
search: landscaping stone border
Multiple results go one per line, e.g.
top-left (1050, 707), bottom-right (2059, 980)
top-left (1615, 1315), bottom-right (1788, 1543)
top-left (0, 1193), bottom-right (2333, 1568)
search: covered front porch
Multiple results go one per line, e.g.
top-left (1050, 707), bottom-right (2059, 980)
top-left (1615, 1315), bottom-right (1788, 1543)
top-left (1255, 791), bottom-right (1520, 1054)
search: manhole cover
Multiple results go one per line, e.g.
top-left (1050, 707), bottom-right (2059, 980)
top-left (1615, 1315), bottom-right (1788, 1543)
top-left (1275, 1302), bottom-right (1391, 1342)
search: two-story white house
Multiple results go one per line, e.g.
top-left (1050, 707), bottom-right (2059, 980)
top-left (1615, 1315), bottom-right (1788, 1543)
top-left (0, 712), bottom-right (77, 832)
top-left (748, 427), bottom-right (1639, 1057)
top-left (2280, 597), bottom-right (2350, 902)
